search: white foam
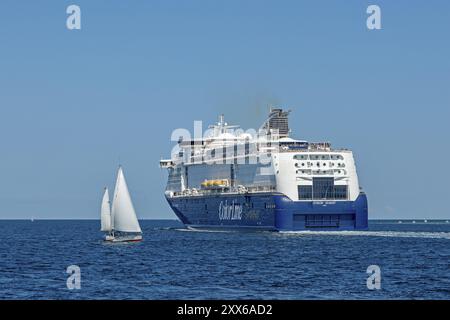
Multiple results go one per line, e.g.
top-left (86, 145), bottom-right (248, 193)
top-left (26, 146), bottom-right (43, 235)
top-left (173, 228), bottom-right (233, 233)
top-left (279, 230), bottom-right (450, 240)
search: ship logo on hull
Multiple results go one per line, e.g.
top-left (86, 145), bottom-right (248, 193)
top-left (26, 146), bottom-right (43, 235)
top-left (218, 200), bottom-right (243, 220)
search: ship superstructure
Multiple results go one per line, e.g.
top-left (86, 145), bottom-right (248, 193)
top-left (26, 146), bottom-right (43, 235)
top-left (160, 108), bottom-right (368, 231)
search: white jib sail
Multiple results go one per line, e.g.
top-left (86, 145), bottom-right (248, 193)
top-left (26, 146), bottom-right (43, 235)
top-left (111, 166), bottom-right (142, 233)
top-left (100, 188), bottom-right (112, 232)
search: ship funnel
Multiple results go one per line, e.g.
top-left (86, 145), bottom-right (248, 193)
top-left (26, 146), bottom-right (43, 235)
top-left (263, 107), bottom-right (291, 137)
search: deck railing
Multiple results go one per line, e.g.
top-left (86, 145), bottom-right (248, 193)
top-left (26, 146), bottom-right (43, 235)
top-left (171, 185), bottom-right (277, 198)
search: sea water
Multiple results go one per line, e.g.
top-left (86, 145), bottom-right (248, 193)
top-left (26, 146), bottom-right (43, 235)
top-left (0, 220), bottom-right (449, 299)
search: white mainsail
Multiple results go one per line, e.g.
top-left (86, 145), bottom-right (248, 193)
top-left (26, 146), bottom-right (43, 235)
top-left (100, 188), bottom-right (112, 232)
top-left (111, 166), bottom-right (142, 233)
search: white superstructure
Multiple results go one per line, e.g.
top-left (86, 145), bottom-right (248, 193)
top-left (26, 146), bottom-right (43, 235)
top-left (161, 108), bottom-right (361, 203)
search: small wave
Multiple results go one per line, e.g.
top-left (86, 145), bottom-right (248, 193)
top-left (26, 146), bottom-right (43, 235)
top-left (279, 230), bottom-right (450, 239)
top-left (171, 227), bottom-right (450, 239)
top-left (174, 228), bottom-right (234, 233)
top-left (154, 227), bottom-right (176, 231)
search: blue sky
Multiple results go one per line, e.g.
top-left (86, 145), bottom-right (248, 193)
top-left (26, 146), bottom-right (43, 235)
top-left (0, 1), bottom-right (449, 219)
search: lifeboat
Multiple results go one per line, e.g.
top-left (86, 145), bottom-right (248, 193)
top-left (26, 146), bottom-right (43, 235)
top-left (201, 179), bottom-right (229, 188)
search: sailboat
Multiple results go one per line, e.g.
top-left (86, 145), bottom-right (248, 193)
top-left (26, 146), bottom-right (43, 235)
top-left (101, 166), bottom-right (142, 242)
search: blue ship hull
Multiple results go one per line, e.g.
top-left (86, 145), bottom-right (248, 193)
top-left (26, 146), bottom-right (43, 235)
top-left (166, 192), bottom-right (368, 231)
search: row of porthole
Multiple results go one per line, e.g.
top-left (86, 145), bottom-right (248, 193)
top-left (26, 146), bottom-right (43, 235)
top-left (295, 162), bottom-right (346, 168)
top-left (296, 169), bottom-right (345, 175)
top-left (294, 154), bottom-right (344, 161)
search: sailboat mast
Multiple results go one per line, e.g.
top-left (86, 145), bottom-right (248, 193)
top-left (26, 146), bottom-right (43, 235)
top-left (111, 165), bottom-right (123, 237)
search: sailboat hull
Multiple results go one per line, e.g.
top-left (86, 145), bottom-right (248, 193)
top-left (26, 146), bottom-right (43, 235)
top-left (104, 234), bottom-right (142, 243)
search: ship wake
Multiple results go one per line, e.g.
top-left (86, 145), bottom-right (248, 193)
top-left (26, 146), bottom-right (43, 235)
top-left (279, 230), bottom-right (450, 240)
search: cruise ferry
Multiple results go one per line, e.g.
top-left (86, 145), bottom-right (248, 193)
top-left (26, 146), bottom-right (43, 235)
top-left (160, 108), bottom-right (368, 231)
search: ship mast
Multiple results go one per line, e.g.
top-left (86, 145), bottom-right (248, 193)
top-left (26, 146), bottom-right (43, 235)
top-left (209, 114), bottom-right (240, 136)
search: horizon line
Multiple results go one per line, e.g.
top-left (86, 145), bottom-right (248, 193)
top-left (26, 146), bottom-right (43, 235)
top-left (0, 218), bottom-right (448, 221)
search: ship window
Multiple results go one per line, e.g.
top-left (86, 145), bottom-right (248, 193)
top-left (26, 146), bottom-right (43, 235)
top-left (331, 155), bottom-right (344, 160)
top-left (312, 177), bottom-right (348, 200)
top-left (310, 154), bottom-right (331, 160)
top-left (334, 185), bottom-right (348, 199)
top-left (313, 177), bottom-right (333, 199)
top-left (298, 185), bottom-right (312, 200)
top-left (305, 215), bottom-right (339, 228)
